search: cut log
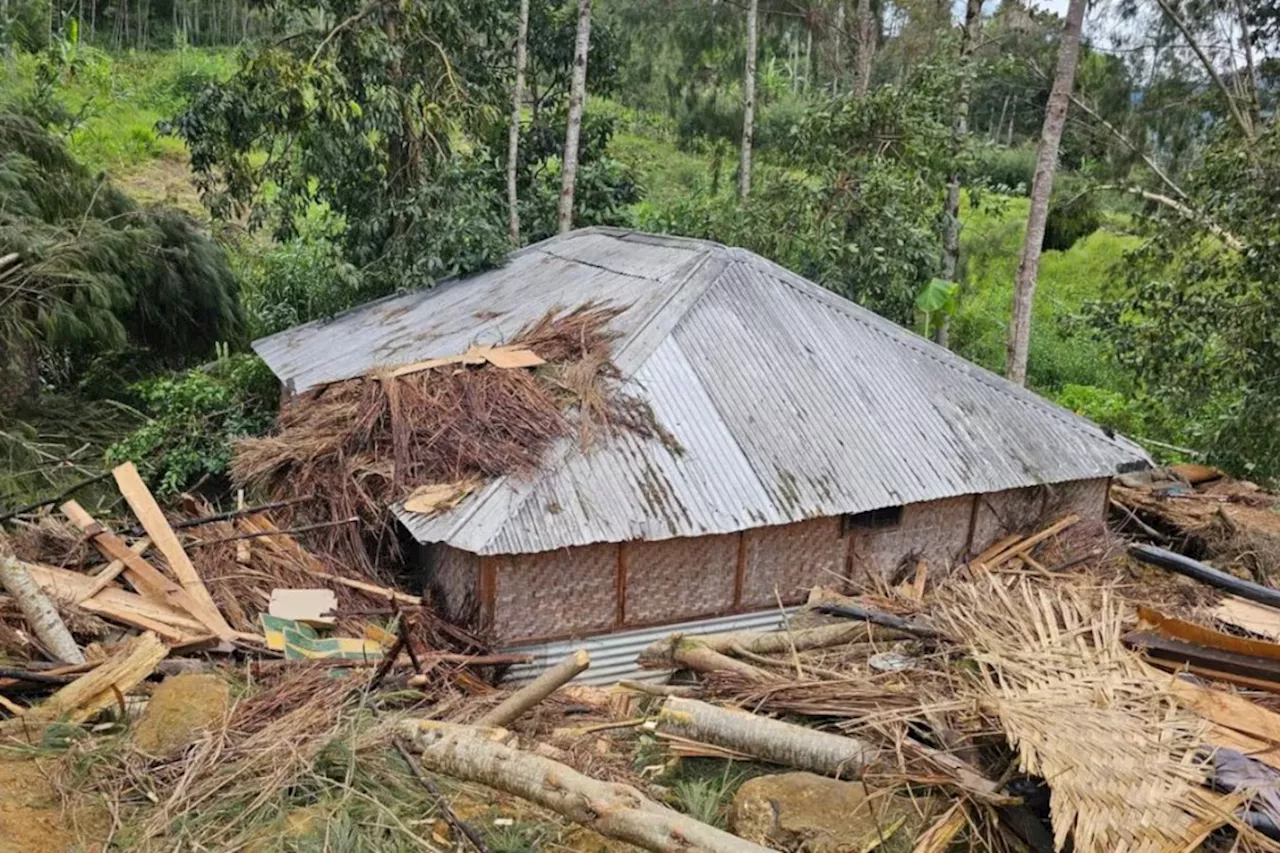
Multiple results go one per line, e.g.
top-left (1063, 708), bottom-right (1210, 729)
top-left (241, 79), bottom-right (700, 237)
top-left (672, 641), bottom-right (777, 682)
top-left (619, 680), bottom-right (701, 698)
top-left (2, 632), bottom-right (167, 735)
top-left (700, 622), bottom-right (897, 655)
top-left (398, 719), bottom-right (774, 853)
top-left (657, 697), bottom-right (876, 779)
top-left (0, 556), bottom-right (85, 664)
top-left (475, 649), bottom-right (589, 727)
top-left (1129, 544), bottom-right (1280, 609)
top-left (112, 462), bottom-right (234, 638)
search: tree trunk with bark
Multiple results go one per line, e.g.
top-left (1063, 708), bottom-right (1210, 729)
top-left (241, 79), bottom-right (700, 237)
top-left (851, 0), bottom-right (876, 97)
top-left (398, 720), bottom-right (774, 853)
top-left (936, 0), bottom-right (983, 347)
top-left (657, 697), bottom-right (878, 778)
top-left (474, 649), bottom-right (588, 727)
top-left (0, 556), bottom-right (85, 665)
top-left (1005, 0), bottom-right (1085, 386)
top-left (506, 0), bottom-right (530, 244)
top-left (557, 0), bottom-right (593, 234)
top-left (738, 0), bottom-right (759, 198)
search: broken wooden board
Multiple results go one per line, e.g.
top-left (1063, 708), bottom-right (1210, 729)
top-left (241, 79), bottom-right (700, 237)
top-left (62, 499), bottom-right (235, 643)
top-left (25, 560), bottom-right (212, 644)
top-left (402, 479), bottom-right (478, 515)
top-left (1, 632), bottom-right (167, 735)
top-left (381, 344), bottom-right (545, 380)
top-left (78, 537), bottom-right (150, 604)
top-left (112, 462), bottom-right (235, 641)
top-left (1214, 596), bottom-right (1280, 641)
top-left (268, 588), bottom-right (337, 627)
top-left (1138, 605), bottom-right (1280, 663)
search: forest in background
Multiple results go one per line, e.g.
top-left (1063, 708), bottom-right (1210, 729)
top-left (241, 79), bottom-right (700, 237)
top-left (2, 0), bottom-right (1279, 511)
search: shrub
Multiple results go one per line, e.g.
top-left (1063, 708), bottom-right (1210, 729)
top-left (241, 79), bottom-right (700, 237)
top-left (972, 145), bottom-right (1036, 194)
top-left (105, 354), bottom-right (278, 495)
top-left (1043, 178), bottom-right (1102, 251)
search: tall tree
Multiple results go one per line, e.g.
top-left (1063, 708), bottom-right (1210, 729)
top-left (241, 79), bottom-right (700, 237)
top-left (557, 0), bottom-right (593, 234)
top-left (852, 0), bottom-right (876, 96)
top-left (936, 0), bottom-right (982, 347)
top-left (739, 0), bottom-right (759, 198)
top-left (1005, 0), bottom-right (1086, 386)
top-left (507, 0), bottom-right (530, 244)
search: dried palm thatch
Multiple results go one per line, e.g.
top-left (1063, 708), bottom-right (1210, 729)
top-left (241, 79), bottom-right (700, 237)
top-left (938, 577), bottom-right (1249, 853)
top-left (233, 303), bottom-right (664, 569)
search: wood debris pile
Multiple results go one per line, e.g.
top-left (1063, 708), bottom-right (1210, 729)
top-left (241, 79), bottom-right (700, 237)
top-left (9, 469), bottom-right (1280, 851)
top-left (232, 302), bottom-right (665, 569)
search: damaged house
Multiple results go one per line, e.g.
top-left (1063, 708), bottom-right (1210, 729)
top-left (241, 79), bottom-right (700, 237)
top-left (252, 228), bottom-right (1149, 678)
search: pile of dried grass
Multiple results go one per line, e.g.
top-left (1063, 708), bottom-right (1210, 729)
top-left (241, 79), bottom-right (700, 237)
top-left (234, 303), bottom-right (664, 569)
top-left (938, 577), bottom-right (1244, 853)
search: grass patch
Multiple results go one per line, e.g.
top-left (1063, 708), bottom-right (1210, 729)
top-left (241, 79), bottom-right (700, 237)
top-left (951, 193), bottom-right (1141, 395)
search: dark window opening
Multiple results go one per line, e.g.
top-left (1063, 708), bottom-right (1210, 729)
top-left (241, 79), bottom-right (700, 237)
top-left (845, 505), bottom-right (904, 531)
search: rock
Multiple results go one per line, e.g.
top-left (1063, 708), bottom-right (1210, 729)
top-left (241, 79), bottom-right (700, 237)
top-left (132, 673), bottom-right (229, 755)
top-left (730, 772), bottom-right (928, 852)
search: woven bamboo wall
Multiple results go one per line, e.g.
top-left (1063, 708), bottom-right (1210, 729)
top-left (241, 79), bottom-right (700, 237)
top-left (492, 544), bottom-right (617, 644)
top-left (972, 478), bottom-right (1108, 554)
top-left (850, 495), bottom-right (973, 579)
top-left (429, 545), bottom-right (480, 626)
top-left (741, 517), bottom-right (845, 608)
top-left (624, 533), bottom-right (737, 626)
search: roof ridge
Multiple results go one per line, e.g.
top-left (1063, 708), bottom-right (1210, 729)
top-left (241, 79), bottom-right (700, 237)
top-left (739, 252), bottom-right (1131, 454)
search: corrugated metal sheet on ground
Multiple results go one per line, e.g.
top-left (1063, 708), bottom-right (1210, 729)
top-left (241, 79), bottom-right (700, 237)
top-left (253, 227), bottom-right (1150, 555)
top-left (500, 608), bottom-right (797, 685)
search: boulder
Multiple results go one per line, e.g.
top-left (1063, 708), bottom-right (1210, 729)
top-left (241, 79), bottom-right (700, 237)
top-left (132, 673), bottom-right (229, 755)
top-left (731, 772), bottom-right (927, 852)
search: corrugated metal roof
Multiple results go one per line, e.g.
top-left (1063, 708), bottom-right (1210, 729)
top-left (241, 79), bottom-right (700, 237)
top-left (501, 607), bottom-right (796, 685)
top-left (251, 227), bottom-right (1149, 555)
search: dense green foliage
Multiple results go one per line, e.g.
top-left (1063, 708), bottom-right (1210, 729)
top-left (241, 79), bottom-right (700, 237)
top-left (0, 108), bottom-right (239, 396)
top-left (104, 353), bottom-right (277, 494)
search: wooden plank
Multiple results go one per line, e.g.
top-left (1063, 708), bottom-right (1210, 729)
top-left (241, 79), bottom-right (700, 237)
top-left (1, 632), bottom-right (167, 735)
top-left (62, 500), bottom-right (235, 642)
top-left (1129, 632), bottom-right (1280, 692)
top-left (111, 462), bottom-right (234, 638)
top-left (24, 561), bottom-right (209, 643)
top-left (1138, 605), bottom-right (1280, 663)
top-left (1214, 596), bottom-right (1280, 641)
top-left (970, 533), bottom-right (1021, 567)
top-left (982, 515), bottom-right (1080, 568)
top-left (78, 536), bottom-right (150, 604)
top-left (1156, 669), bottom-right (1280, 747)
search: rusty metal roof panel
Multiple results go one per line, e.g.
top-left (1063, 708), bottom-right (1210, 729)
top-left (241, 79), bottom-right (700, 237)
top-left (257, 228), bottom-right (1149, 554)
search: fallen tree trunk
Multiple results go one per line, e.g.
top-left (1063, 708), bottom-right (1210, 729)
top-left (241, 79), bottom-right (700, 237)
top-left (1129, 544), bottom-right (1280, 609)
top-left (475, 649), bottom-right (589, 727)
top-left (657, 697), bottom-right (877, 778)
top-left (399, 719), bottom-right (775, 853)
top-left (0, 556), bottom-right (84, 664)
top-left (639, 622), bottom-right (885, 677)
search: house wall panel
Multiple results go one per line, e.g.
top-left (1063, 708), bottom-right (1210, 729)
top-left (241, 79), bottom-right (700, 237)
top-left (850, 495), bottom-right (974, 579)
top-left (624, 533), bottom-right (737, 625)
top-left (971, 478), bottom-right (1108, 555)
top-left (429, 545), bottom-right (480, 626)
top-left (741, 517), bottom-right (845, 608)
top-left (492, 544), bottom-right (617, 643)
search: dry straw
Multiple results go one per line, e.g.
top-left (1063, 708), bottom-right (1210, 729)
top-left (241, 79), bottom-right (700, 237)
top-left (939, 577), bottom-right (1235, 853)
top-left (233, 302), bottom-right (664, 570)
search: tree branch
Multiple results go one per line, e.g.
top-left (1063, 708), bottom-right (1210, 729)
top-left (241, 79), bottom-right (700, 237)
top-left (1068, 94), bottom-right (1188, 202)
top-left (1152, 0), bottom-right (1255, 146)
top-left (1090, 184), bottom-right (1245, 252)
